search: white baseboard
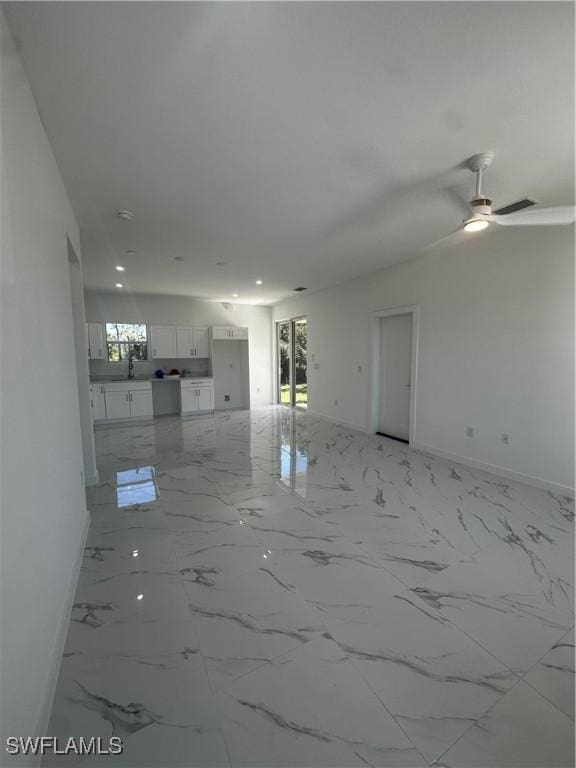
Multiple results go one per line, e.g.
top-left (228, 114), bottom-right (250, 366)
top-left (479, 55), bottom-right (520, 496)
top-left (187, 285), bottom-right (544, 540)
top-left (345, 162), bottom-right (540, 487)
top-left (298, 408), bottom-right (574, 497)
top-left (34, 509), bottom-right (90, 746)
top-left (305, 409), bottom-right (370, 435)
top-left (414, 441), bottom-right (575, 497)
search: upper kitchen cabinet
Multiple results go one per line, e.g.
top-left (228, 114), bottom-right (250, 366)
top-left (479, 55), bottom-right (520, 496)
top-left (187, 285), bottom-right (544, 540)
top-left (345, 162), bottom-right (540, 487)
top-left (212, 326), bottom-right (249, 340)
top-left (86, 322), bottom-right (105, 359)
top-left (150, 325), bottom-right (177, 359)
top-left (175, 326), bottom-right (210, 359)
top-left (193, 327), bottom-right (210, 357)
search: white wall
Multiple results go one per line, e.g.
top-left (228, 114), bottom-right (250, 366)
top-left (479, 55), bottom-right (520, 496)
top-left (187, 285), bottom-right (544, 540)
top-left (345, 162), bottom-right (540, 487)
top-left (68, 243), bottom-right (98, 484)
top-left (0, 11), bottom-right (90, 760)
top-left (273, 225), bottom-right (574, 493)
top-left (84, 291), bottom-right (273, 406)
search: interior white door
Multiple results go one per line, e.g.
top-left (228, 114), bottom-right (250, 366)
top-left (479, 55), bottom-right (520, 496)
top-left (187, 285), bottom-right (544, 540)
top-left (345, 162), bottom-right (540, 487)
top-left (378, 314), bottom-right (412, 441)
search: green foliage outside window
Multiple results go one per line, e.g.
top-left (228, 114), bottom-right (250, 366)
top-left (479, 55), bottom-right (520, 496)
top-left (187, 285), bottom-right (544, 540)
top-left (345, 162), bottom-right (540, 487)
top-left (105, 323), bottom-right (148, 362)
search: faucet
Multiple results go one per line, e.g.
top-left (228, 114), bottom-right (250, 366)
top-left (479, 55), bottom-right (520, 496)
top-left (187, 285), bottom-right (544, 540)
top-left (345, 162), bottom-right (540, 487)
top-left (127, 354), bottom-right (135, 379)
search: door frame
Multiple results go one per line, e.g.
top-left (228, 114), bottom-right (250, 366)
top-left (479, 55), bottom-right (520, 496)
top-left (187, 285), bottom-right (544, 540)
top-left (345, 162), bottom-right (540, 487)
top-left (276, 319), bottom-right (292, 405)
top-left (276, 315), bottom-right (308, 408)
top-left (369, 304), bottom-right (420, 446)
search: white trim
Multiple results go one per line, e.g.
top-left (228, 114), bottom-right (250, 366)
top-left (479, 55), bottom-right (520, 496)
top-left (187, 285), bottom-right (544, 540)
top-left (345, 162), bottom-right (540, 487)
top-left (33, 509), bottom-right (90, 751)
top-left (369, 304), bottom-right (420, 446)
top-left (305, 408), bottom-right (370, 434)
top-left (85, 470), bottom-right (99, 486)
top-left (414, 441), bottom-right (575, 497)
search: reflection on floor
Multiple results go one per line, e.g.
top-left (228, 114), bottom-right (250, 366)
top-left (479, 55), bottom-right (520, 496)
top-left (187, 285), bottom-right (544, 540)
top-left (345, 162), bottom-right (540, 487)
top-left (48, 407), bottom-right (575, 767)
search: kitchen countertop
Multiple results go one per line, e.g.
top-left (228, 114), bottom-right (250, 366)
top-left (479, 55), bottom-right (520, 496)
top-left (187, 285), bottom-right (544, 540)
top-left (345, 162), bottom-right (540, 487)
top-left (90, 376), bottom-right (213, 384)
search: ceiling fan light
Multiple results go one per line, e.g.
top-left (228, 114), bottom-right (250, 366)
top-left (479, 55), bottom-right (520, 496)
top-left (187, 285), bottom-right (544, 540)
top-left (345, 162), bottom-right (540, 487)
top-left (464, 218), bottom-right (490, 233)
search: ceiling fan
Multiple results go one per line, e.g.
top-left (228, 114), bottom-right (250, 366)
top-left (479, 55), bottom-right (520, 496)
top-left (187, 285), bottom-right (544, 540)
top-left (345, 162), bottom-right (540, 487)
top-left (426, 152), bottom-right (575, 250)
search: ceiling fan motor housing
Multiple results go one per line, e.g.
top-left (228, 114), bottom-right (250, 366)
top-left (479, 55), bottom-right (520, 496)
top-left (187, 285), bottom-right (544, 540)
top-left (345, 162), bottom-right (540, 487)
top-left (470, 196), bottom-right (493, 216)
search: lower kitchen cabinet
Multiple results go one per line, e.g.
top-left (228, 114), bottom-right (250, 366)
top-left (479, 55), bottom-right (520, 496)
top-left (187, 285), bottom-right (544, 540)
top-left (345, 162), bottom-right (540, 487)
top-left (180, 379), bottom-right (214, 415)
top-left (90, 383), bottom-right (107, 421)
top-left (99, 381), bottom-right (153, 421)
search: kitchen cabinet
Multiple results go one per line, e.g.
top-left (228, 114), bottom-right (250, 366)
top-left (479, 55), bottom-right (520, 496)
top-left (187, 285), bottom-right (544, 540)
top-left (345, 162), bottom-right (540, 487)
top-left (153, 325), bottom-right (211, 359)
top-left (103, 381), bottom-right (153, 421)
top-left (193, 327), bottom-right (210, 357)
top-left (212, 326), bottom-right (249, 340)
top-left (180, 379), bottom-right (214, 415)
top-left (150, 325), bottom-right (177, 359)
top-left (130, 388), bottom-right (154, 418)
top-left (86, 322), bottom-right (106, 359)
top-left (175, 326), bottom-right (210, 358)
top-left (89, 383), bottom-right (107, 421)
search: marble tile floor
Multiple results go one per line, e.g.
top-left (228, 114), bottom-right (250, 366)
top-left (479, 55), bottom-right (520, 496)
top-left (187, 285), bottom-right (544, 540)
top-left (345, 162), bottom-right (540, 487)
top-left (47, 407), bottom-right (575, 767)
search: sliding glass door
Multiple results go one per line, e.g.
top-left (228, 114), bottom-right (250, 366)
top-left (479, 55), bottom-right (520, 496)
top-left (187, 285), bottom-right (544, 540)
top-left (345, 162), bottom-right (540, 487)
top-left (277, 316), bottom-right (307, 408)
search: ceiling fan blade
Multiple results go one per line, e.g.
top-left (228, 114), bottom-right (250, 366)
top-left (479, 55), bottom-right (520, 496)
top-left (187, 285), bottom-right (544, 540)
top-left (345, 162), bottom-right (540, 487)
top-left (491, 206), bottom-right (575, 227)
top-left (422, 227), bottom-right (470, 252)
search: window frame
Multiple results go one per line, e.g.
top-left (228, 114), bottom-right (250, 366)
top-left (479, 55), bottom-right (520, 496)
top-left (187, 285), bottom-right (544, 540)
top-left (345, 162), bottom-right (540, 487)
top-left (105, 322), bottom-right (149, 363)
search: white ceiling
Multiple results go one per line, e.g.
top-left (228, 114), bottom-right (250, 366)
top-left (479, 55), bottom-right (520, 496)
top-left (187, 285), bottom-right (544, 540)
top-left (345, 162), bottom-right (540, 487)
top-left (5, 2), bottom-right (574, 305)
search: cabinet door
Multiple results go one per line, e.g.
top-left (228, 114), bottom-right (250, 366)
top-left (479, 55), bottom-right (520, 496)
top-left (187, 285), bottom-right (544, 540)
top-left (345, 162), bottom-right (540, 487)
top-left (212, 326), bottom-right (232, 340)
top-left (150, 326), bottom-right (177, 359)
top-left (87, 323), bottom-right (105, 359)
top-left (93, 384), bottom-right (107, 421)
top-left (197, 386), bottom-right (214, 412)
top-left (180, 386), bottom-right (198, 414)
top-left (193, 327), bottom-right (210, 358)
top-left (176, 327), bottom-right (194, 359)
top-left (105, 390), bottom-right (131, 420)
top-left (129, 389), bottom-right (153, 418)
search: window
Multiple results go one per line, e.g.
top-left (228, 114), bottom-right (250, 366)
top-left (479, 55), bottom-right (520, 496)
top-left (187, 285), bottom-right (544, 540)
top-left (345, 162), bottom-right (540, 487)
top-left (106, 323), bottom-right (148, 362)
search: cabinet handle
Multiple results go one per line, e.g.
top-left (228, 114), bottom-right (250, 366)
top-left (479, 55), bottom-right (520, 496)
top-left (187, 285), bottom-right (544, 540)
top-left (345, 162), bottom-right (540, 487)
top-left (126, 393), bottom-right (130, 402)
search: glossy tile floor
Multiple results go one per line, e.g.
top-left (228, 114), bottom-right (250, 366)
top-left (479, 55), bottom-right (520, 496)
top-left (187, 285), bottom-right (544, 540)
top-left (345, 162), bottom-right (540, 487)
top-left (48, 408), bottom-right (575, 767)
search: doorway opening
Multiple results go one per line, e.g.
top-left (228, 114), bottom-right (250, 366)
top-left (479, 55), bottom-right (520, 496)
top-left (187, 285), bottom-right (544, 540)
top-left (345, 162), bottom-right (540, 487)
top-left (370, 306), bottom-right (419, 445)
top-left (277, 316), bottom-right (308, 408)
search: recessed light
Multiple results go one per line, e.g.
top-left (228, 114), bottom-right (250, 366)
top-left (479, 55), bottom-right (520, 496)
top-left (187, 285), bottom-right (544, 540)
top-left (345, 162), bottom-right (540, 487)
top-left (115, 265), bottom-right (125, 272)
top-left (117, 210), bottom-right (134, 221)
top-left (255, 280), bottom-right (263, 285)
top-left (233, 293), bottom-right (239, 298)
top-left (125, 250), bottom-right (137, 256)
top-left (115, 283), bottom-right (123, 288)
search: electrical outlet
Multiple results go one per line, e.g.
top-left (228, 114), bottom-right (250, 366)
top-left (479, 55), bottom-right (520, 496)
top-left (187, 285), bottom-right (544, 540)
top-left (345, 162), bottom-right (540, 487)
top-left (501, 433), bottom-right (510, 445)
top-left (466, 426), bottom-right (475, 438)
top-left (224, 394), bottom-right (230, 401)
top-left (313, 362), bottom-right (319, 369)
